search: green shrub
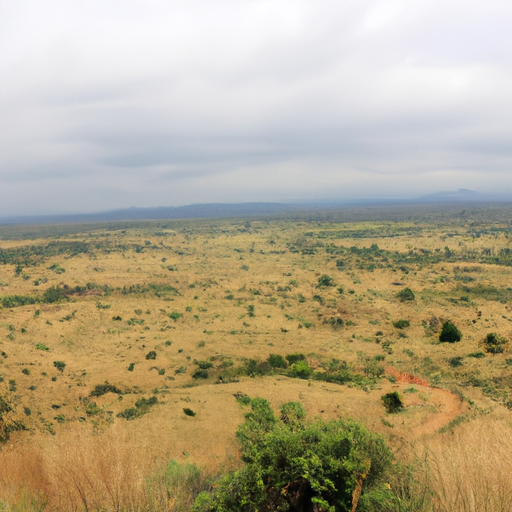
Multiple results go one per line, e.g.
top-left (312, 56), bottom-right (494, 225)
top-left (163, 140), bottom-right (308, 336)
top-left (42, 286), bottom-right (69, 304)
top-left (195, 360), bottom-right (213, 370)
top-left (439, 321), bottom-right (462, 343)
top-left (288, 360), bottom-right (313, 379)
top-left (0, 295), bottom-right (38, 308)
top-left (193, 398), bottom-right (397, 512)
top-left (481, 332), bottom-right (508, 354)
top-left (53, 361), bottom-right (66, 373)
top-left (169, 311), bottom-right (182, 321)
top-left (468, 351), bottom-right (485, 358)
top-left (267, 354), bottom-right (287, 369)
top-left (183, 407), bottom-right (196, 417)
top-left (285, 353), bottom-right (306, 365)
top-left (396, 287), bottom-right (415, 302)
top-left (317, 274), bottom-right (335, 287)
top-left (117, 407), bottom-right (139, 420)
top-left (90, 382), bottom-right (121, 397)
top-left (381, 392), bottom-right (404, 413)
top-left (192, 369), bottom-right (208, 379)
top-left (392, 319), bottom-right (410, 329)
top-left (145, 351), bottom-right (157, 360)
top-left (447, 356), bottom-right (464, 367)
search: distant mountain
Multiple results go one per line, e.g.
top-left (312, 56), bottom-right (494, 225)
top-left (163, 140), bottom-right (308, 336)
top-left (414, 188), bottom-right (486, 202)
top-left (0, 202), bottom-right (301, 225)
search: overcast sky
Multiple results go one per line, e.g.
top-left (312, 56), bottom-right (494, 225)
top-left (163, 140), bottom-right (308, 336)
top-left (1, 0), bottom-right (512, 215)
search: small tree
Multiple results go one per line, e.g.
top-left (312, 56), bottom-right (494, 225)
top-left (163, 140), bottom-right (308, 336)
top-left (439, 321), bottom-right (462, 343)
top-left (317, 275), bottom-right (335, 287)
top-left (381, 392), bottom-right (404, 413)
top-left (53, 361), bottom-right (66, 373)
top-left (481, 332), bottom-right (508, 354)
top-left (194, 398), bottom-right (397, 512)
top-left (396, 287), bottom-right (415, 302)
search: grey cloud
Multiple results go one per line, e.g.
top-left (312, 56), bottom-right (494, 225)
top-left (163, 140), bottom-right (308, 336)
top-left (1, 0), bottom-right (512, 215)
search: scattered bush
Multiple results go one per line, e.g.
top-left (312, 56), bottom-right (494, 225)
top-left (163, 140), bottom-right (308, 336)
top-left (145, 351), bottom-right (157, 360)
top-left (285, 353), bottom-right (306, 365)
top-left (396, 287), bottom-right (415, 302)
top-left (317, 274), bottom-right (335, 287)
top-left (195, 360), bottom-right (214, 370)
top-left (439, 321), bottom-right (462, 343)
top-left (183, 407), bottom-right (196, 417)
top-left (192, 369), bottom-right (208, 379)
top-left (267, 354), bottom-right (287, 369)
top-left (90, 382), bottom-right (121, 397)
top-left (481, 332), bottom-right (508, 354)
top-left (53, 361), bottom-right (66, 373)
top-left (447, 356), bottom-right (464, 368)
top-left (393, 319), bottom-right (410, 329)
top-left (288, 360), bottom-right (313, 379)
top-left (381, 391), bottom-right (404, 413)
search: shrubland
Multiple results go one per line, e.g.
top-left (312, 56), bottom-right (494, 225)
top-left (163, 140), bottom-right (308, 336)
top-left (0, 204), bottom-right (512, 510)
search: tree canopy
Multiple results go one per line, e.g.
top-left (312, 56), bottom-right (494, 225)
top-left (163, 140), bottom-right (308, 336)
top-left (194, 398), bottom-right (403, 512)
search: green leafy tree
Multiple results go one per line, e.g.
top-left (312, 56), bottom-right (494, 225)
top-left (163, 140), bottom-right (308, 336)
top-left (381, 392), bottom-right (404, 413)
top-left (193, 398), bottom-right (398, 512)
top-left (439, 321), bottom-right (462, 343)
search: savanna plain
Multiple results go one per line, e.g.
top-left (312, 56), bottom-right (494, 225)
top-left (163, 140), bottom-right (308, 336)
top-left (1, 205), bottom-right (512, 511)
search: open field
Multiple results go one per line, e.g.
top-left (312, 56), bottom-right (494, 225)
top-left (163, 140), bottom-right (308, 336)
top-left (2, 204), bottom-right (512, 510)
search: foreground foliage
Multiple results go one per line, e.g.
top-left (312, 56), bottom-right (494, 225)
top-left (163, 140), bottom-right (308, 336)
top-left (194, 398), bottom-right (411, 512)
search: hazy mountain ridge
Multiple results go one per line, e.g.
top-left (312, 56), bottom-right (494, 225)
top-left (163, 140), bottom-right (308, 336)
top-left (1, 191), bottom-right (511, 225)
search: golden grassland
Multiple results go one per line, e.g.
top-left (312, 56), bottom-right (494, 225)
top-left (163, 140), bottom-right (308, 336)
top-left (1, 206), bottom-right (512, 510)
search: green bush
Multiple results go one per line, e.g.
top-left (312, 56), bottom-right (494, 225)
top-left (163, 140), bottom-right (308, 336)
top-left (90, 382), bottom-right (121, 397)
top-left (317, 274), bottom-right (335, 287)
top-left (439, 321), bottom-right (462, 343)
top-left (192, 369), bottom-right (208, 379)
top-left (195, 360), bottom-right (214, 370)
top-left (285, 353), bottom-right (306, 365)
top-left (381, 392), bottom-right (404, 413)
top-left (267, 354), bottom-right (287, 369)
top-left (447, 356), bottom-right (464, 367)
top-left (396, 287), bottom-right (415, 302)
top-left (392, 319), bottom-right (410, 329)
top-left (183, 407), bottom-right (196, 417)
top-left (145, 351), bottom-right (157, 360)
top-left (193, 398), bottom-right (398, 512)
top-left (42, 285), bottom-right (69, 304)
top-left (480, 332), bottom-right (508, 354)
top-left (53, 361), bottom-right (66, 373)
top-left (288, 360), bottom-right (313, 379)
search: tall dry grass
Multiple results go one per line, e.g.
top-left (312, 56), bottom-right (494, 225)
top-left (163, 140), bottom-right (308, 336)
top-left (2, 417), bottom-right (512, 512)
top-left (0, 427), bottom-right (214, 512)
top-left (410, 417), bottom-right (512, 512)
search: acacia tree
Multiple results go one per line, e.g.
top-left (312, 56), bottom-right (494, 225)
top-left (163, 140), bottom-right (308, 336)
top-left (194, 398), bottom-right (402, 512)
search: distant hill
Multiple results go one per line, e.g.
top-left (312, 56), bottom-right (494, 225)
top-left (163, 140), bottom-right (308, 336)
top-left (1, 192), bottom-right (511, 226)
top-left (0, 202), bottom-right (301, 225)
top-left (415, 188), bottom-right (486, 202)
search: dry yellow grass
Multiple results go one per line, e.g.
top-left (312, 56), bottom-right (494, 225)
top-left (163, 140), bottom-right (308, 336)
top-left (0, 212), bottom-right (512, 509)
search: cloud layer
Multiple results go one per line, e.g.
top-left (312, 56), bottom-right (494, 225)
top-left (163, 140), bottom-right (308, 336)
top-left (1, 0), bottom-right (512, 214)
